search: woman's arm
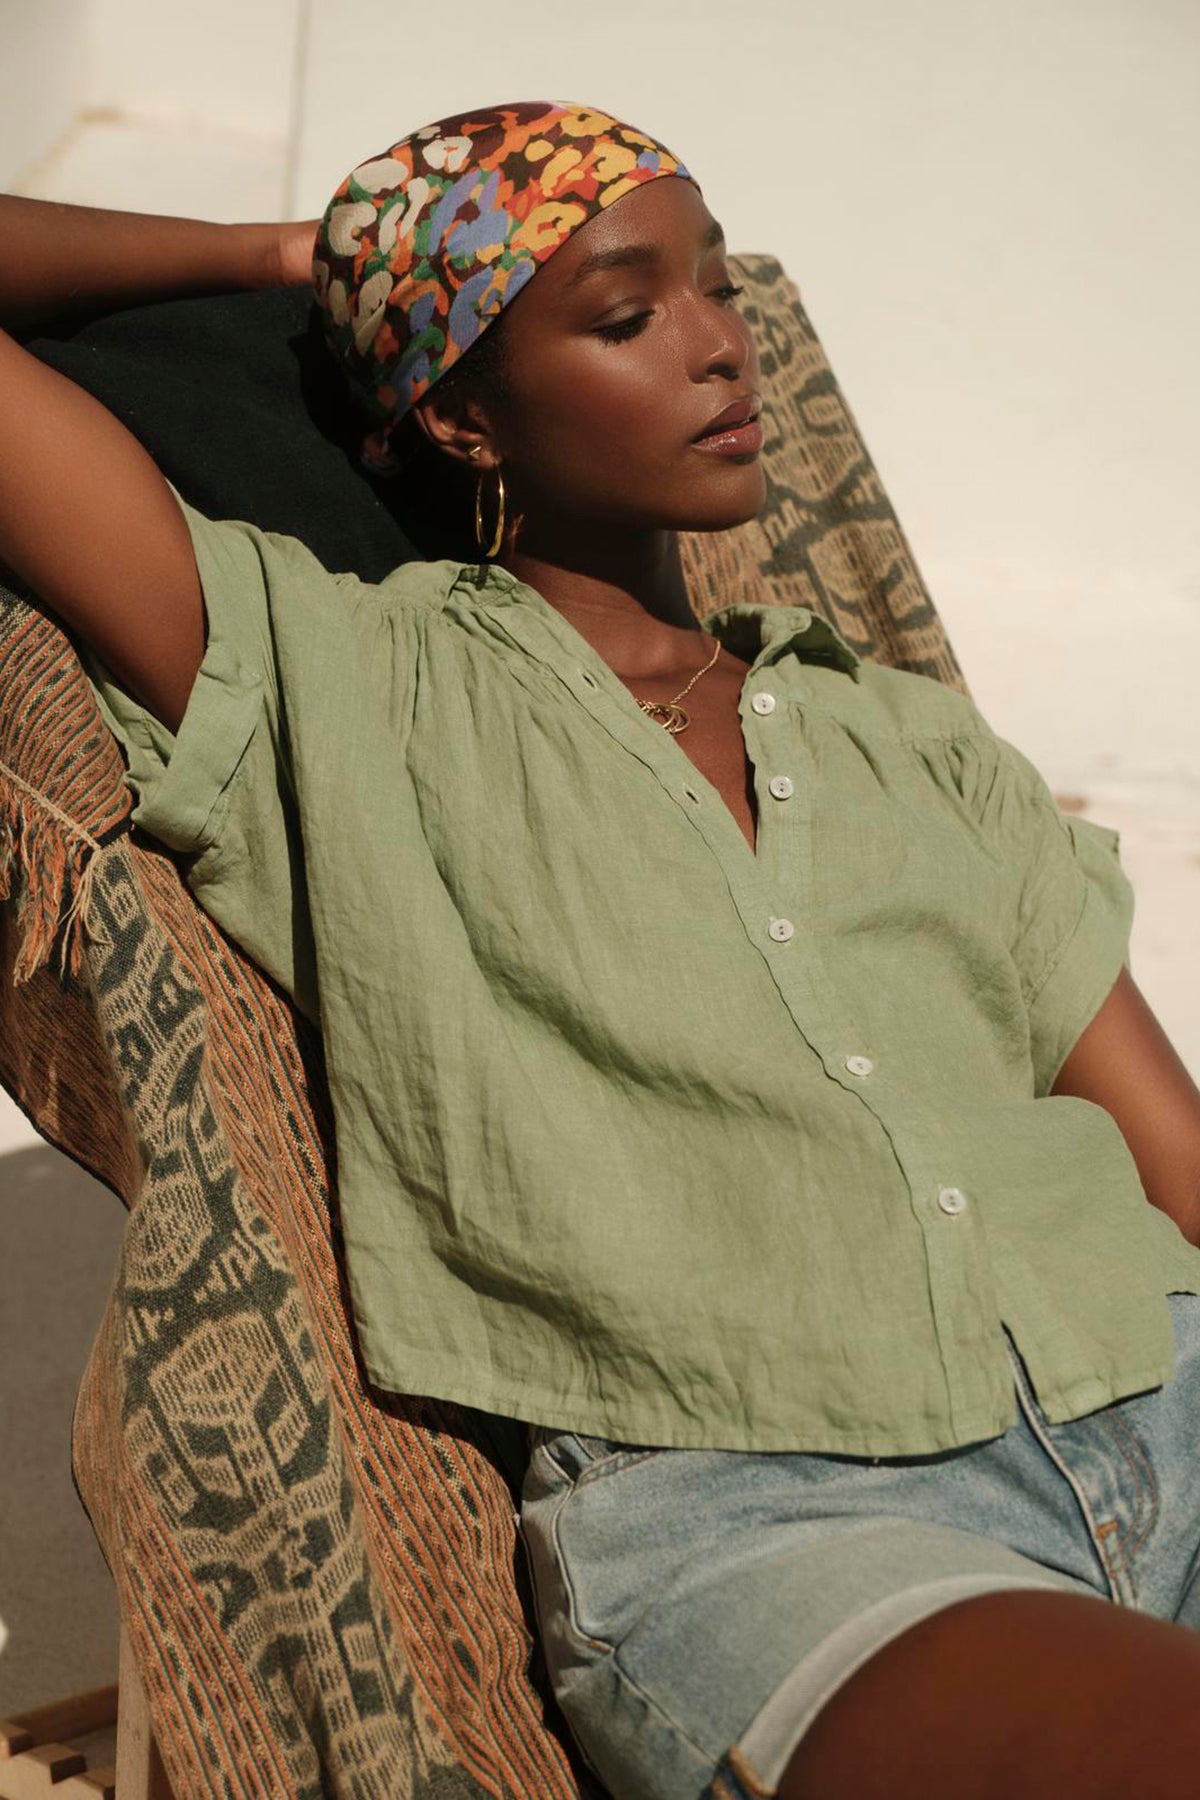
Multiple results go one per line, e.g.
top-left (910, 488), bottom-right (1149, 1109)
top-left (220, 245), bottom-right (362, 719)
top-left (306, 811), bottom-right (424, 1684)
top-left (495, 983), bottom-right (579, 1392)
top-left (0, 196), bottom-right (316, 732)
top-left (2, 195), bottom-right (315, 331)
top-left (1051, 966), bottom-right (1200, 1246)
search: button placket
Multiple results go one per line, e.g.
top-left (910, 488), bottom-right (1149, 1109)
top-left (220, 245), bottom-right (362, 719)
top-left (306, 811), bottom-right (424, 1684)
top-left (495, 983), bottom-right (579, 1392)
top-left (742, 677), bottom-right (812, 992)
top-left (874, 1115), bottom-right (1011, 1436)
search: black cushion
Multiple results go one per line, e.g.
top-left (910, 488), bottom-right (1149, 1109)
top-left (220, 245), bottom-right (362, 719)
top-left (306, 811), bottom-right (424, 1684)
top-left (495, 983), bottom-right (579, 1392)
top-left (24, 288), bottom-right (421, 583)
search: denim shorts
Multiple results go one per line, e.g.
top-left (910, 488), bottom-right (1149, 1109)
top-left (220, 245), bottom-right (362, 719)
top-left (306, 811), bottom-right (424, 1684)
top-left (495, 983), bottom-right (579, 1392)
top-left (518, 1293), bottom-right (1200, 1800)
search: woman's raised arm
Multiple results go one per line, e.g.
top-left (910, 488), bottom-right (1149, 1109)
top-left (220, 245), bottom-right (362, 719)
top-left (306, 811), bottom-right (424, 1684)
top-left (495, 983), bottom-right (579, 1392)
top-left (0, 197), bottom-right (315, 733)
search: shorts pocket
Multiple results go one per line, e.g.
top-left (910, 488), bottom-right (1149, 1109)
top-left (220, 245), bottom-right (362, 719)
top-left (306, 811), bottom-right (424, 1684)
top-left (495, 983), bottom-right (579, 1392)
top-left (537, 1428), bottom-right (667, 1488)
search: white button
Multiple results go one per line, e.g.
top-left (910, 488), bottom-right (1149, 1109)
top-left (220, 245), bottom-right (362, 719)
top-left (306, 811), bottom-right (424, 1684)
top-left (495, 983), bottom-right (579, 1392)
top-left (580, 670), bottom-right (598, 688)
top-left (937, 1186), bottom-right (967, 1216)
top-left (751, 692), bottom-right (777, 715)
top-left (768, 775), bottom-right (794, 800)
top-left (768, 917), bottom-right (795, 942)
top-left (844, 1054), bottom-right (874, 1078)
top-left (683, 786), bottom-right (700, 805)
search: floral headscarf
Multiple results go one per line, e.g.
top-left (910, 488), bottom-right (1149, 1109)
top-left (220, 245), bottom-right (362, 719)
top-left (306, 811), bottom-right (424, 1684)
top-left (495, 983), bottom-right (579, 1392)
top-left (312, 100), bottom-right (697, 467)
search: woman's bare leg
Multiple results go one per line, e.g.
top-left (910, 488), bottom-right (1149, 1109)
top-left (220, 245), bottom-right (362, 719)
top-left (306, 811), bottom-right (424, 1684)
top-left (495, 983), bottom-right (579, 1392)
top-left (780, 1588), bottom-right (1200, 1800)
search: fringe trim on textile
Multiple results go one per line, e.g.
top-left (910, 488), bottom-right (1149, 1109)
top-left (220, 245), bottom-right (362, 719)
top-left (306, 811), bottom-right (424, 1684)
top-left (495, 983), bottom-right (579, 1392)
top-left (0, 755), bottom-right (110, 984)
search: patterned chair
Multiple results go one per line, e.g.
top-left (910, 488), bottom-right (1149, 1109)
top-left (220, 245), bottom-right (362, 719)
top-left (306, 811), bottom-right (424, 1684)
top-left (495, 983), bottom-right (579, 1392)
top-left (0, 256), bottom-right (965, 1799)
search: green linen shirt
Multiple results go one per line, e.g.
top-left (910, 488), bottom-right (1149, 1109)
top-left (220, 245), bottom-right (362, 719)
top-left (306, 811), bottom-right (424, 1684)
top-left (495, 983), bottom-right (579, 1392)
top-left (83, 497), bottom-right (1200, 1457)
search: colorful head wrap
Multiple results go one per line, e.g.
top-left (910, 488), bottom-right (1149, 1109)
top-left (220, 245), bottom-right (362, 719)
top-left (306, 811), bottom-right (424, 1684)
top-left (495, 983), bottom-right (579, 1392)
top-left (312, 100), bottom-right (697, 465)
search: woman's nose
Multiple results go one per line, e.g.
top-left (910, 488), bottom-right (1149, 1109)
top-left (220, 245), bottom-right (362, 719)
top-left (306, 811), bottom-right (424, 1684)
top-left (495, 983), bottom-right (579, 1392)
top-left (693, 299), bottom-right (752, 383)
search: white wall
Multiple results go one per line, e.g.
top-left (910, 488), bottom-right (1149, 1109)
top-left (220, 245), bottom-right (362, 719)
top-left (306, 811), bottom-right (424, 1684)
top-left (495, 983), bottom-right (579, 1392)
top-left (0, 0), bottom-right (89, 187)
top-left (85, 0), bottom-right (302, 139)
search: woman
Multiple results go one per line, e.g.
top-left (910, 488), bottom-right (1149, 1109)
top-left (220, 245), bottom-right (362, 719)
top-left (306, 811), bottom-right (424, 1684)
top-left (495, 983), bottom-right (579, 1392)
top-left (4, 99), bottom-right (1200, 1800)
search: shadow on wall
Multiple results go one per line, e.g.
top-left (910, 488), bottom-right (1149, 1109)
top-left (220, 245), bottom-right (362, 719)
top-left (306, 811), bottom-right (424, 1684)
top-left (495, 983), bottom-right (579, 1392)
top-left (0, 1142), bottom-right (126, 1713)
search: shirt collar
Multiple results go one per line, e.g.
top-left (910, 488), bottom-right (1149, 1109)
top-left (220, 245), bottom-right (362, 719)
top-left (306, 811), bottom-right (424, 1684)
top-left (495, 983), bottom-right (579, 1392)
top-left (462, 565), bottom-right (862, 682)
top-left (701, 602), bottom-right (861, 680)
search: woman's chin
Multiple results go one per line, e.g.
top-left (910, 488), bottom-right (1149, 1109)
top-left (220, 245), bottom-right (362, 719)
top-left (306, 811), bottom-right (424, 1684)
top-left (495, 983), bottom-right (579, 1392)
top-left (675, 482), bottom-right (768, 534)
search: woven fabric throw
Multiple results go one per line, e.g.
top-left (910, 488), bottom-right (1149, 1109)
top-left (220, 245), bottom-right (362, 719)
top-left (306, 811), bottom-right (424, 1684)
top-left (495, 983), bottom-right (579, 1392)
top-left (0, 256), bottom-right (960, 1799)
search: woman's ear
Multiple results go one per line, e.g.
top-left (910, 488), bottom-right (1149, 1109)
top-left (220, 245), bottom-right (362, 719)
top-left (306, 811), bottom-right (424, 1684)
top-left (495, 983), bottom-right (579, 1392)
top-left (410, 390), bottom-right (496, 468)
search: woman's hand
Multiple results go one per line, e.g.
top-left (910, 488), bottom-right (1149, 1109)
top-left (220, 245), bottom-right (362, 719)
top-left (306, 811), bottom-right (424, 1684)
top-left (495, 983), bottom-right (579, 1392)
top-left (273, 218), bottom-right (321, 288)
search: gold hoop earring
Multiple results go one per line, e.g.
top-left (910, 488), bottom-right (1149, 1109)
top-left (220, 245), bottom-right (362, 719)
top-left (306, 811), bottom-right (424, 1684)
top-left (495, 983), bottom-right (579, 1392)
top-left (474, 462), bottom-right (506, 559)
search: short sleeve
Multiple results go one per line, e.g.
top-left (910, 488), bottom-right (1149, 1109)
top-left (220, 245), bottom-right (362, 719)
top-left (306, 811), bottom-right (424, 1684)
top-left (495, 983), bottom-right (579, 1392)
top-left (987, 738), bottom-right (1135, 1097)
top-left (79, 489), bottom-right (341, 1022)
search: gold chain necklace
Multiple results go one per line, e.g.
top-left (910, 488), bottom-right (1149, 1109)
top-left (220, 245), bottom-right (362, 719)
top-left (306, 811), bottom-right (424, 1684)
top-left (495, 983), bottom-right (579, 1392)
top-left (635, 637), bottom-right (722, 735)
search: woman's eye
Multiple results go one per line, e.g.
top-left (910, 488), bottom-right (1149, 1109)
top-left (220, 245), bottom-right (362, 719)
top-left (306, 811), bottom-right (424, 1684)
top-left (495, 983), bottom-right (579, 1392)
top-left (594, 311), bottom-right (652, 345)
top-left (593, 284), bottom-right (745, 346)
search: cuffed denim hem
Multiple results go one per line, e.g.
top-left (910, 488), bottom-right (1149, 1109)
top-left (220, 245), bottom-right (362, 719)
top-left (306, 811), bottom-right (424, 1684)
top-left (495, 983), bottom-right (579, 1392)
top-left (520, 1438), bottom-right (1100, 1798)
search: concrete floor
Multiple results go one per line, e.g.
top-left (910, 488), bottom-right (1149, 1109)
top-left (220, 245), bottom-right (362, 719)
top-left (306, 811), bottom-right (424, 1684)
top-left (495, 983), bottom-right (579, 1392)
top-left (0, 1137), bottom-right (125, 1713)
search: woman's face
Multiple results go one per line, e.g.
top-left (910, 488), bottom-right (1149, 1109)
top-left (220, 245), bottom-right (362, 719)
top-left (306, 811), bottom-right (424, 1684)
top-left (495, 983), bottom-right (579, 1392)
top-left (423, 175), bottom-right (767, 538)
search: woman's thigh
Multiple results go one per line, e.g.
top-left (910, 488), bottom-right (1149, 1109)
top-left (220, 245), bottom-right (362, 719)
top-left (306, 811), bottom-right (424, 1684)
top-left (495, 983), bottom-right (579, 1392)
top-left (780, 1583), bottom-right (1200, 1800)
top-left (519, 1299), bottom-right (1200, 1800)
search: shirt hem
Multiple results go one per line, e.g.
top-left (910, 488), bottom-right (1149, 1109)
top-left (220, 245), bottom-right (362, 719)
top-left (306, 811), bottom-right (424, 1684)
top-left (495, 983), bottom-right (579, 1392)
top-left (360, 1319), bottom-right (1199, 1454)
top-left (360, 1345), bottom-right (1028, 1459)
top-left (1033, 1352), bottom-right (1181, 1427)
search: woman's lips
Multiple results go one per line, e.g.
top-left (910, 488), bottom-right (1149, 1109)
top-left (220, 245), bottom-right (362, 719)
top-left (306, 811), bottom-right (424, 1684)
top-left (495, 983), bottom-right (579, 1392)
top-left (690, 418), bottom-right (764, 456)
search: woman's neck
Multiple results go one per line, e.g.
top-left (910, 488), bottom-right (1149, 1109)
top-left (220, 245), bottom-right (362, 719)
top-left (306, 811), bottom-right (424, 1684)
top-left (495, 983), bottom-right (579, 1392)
top-left (503, 522), bottom-right (707, 680)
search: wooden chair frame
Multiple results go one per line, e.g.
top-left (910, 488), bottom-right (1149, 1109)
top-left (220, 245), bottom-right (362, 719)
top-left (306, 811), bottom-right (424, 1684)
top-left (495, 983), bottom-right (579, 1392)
top-left (0, 1628), bottom-right (170, 1800)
